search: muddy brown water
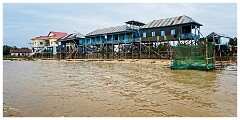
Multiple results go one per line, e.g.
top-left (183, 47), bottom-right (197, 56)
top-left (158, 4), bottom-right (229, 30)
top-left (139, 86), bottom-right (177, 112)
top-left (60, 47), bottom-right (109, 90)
top-left (3, 60), bottom-right (237, 117)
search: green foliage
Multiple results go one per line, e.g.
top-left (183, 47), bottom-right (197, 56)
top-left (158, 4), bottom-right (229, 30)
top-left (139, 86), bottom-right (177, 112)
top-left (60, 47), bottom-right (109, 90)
top-left (229, 37), bottom-right (237, 46)
top-left (3, 45), bottom-right (13, 56)
top-left (21, 47), bottom-right (29, 49)
top-left (3, 45), bottom-right (29, 56)
top-left (157, 44), bottom-right (167, 51)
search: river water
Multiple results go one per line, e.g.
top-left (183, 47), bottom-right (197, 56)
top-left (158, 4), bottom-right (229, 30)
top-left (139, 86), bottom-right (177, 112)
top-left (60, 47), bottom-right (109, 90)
top-left (3, 60), bottom-right (237, 117)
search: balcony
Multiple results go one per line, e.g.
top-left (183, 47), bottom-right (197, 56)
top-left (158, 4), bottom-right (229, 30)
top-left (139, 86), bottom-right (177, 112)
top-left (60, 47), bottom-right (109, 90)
top-left (79, 37), bottom-right (140, 45)
top-left (181, 33), bottom-right (200, 40)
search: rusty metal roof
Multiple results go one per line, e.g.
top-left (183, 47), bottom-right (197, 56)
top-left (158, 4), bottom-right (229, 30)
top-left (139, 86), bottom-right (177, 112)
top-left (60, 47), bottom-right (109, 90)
top-left (142, 15), bottom-right (202, 29)
top-left (86, 25), bottom-right (128, 36)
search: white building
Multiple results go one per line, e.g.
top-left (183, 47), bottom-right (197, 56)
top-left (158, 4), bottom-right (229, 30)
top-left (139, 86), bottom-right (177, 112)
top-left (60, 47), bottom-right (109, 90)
top-left (10, 49), bottom-right (32, 56)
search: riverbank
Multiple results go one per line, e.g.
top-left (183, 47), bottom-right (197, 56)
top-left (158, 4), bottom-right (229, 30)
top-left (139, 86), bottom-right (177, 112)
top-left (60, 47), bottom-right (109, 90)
top-left (66, 59), bottom-right (171, 65)
top-left (3, 57), bottom-right (172, 64)
top-left (3, 57), bottom-right (237, 69)
top-left (3, 57), bottom-right (58, 61)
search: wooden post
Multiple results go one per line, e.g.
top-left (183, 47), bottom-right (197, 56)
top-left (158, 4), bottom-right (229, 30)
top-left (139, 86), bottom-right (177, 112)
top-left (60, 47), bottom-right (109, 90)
top-left (205, 38), bottom-right (209, 70)
top-left (125, 33), bottom-right (127, 59)
top-left (213, 36), bottom-right (216, 64)
top-left (125, 42), bottom-right (127, 59)
top-left (140, 39), bottom-right (142, 59)
top-left (190, 25), bottom-right (193, 45)
top-left (59, 46), bottom-right (61, 59)
top-left (111, 44), bottom-right (113, 59)
top-left (167, 39), bottom-right (169, 59)
top-left (219, 45), bottom-right (221, 58)
top-left (148, 41), bottom-right (150, 58)
top-left (118, 34), bottom-right (120, 59)
top-left (132, 43), bottom-right (133, 59)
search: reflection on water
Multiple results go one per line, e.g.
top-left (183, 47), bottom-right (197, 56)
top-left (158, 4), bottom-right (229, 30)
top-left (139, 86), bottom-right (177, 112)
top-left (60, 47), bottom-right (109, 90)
top-left (3, 60), bottom-right (237, 117)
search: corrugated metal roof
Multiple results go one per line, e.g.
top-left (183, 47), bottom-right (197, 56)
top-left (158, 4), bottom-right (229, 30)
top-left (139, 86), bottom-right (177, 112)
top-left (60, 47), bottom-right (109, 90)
top-left (207, 32), bottom-right (231, 38)
top-left (32, 31), bottom-right (68, 40)
top-left (60, 32), bottom-right (85, 42)
top-left (142, 15), bottom-right (202, 29)
top-left (48, 31), bottom-right (68, 38)
top-left (86, 25), bottom-right (128, 36)
top-left (125, 20), bottom-right (145, 26)
top-left (74, 32), bottom-right (85, 38)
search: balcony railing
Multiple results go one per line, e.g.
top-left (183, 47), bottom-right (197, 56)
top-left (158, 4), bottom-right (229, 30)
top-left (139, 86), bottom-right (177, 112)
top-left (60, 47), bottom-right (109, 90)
top-left (181, 33), bottom-right (200, 40)
top-left (79, 38), bottom-right (142, 45)
top-left (80, 34), bottom-right (201, 45)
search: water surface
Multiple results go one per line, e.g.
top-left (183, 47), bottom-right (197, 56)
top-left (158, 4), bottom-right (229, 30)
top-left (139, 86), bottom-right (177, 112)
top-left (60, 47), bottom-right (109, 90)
top-left (3, 60), bottom-right (237, 117)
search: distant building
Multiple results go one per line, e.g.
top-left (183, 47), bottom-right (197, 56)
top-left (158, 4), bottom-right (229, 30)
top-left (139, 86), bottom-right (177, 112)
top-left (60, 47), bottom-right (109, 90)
top-left (10, 49), bottom-right (32, 56)
top-left (30, 31), bottom-right (68, 56)
top-left (206, 32), bottom-right (233, 58)
top-left (206, 32), bottom-right (231, 44)
top-left (31, 31), bottom-right (68, 47)
top-left (57, 32), bottom-right (86, 59)
top-left (140, 15), bottom-right (202, 42)
top-left (83, 15), bottom-right (202, 46)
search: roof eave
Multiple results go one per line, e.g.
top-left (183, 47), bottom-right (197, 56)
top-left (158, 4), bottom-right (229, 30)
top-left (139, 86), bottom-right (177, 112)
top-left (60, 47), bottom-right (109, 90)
top-left (86, 30), bottom-right (136, 37)
top-left (141, 22), bottom-right (203, 29)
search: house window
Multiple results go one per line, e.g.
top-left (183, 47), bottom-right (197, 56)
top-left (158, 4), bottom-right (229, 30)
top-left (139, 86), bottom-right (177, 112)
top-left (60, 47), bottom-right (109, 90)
top-left (143, 32), bottom-right (147, 37)
top-left (152, 31), bottom-right (155, 37)
top-left (40, 42), bottom-right (43, 45)
top-left (132, 34), bottom-right (136, 38)
top-left (171, 29), bottom-right (176, 35)
top-left (161, 31), bottom-right (165, 36)
top-left (114, 36), bottom-right (118, 40)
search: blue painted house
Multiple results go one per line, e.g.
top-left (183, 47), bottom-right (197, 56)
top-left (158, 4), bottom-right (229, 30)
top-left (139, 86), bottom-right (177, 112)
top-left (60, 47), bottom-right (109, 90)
top-left (58, 32), bottom-right (85, 53)
top-left (81, 15), bottom-right (202, 47)
top-left (140, 15), bottom-right (202, 42)
top-left (82, 20), bottom-right (146, 46)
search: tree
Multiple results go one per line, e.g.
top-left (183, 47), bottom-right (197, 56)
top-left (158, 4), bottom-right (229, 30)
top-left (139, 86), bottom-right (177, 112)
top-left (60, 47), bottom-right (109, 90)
top-left (12, 46), bottom-right (18, 49)
top-left (2, 45), bottom-right (27, 56)
top-left (3, 45), bottom-right (13, 56)
top-left (229, 37), bottom-right (237, 46)
top-left (21, 47), bottom-right (29, 49)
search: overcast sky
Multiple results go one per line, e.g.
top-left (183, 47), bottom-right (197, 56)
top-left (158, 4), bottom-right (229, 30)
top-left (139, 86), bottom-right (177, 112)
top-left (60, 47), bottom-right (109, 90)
top-left (3, 3), bottom-right (237, 47)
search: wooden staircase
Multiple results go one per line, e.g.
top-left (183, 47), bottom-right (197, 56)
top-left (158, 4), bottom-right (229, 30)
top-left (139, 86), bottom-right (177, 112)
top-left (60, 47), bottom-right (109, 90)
top-left (27, 46), bottom-right (48, 58)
